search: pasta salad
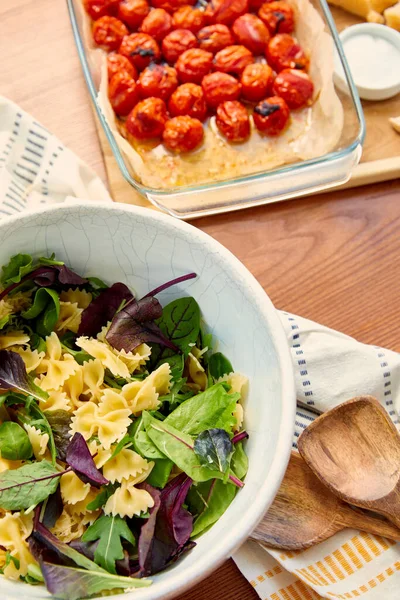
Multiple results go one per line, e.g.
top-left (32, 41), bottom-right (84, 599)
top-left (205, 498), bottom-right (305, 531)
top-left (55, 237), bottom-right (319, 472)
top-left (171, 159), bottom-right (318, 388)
top-left (0, 253), bottom-right (248, 599)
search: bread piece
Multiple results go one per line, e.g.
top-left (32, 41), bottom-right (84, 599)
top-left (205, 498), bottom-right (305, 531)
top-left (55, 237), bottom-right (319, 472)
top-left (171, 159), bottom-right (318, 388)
top-left (389, 116), bottom-right (400, 133)
top-left (328, 0), bottom-right (396, 19)
top-left (367, 9), bottom-right (385, 21)
top-left (384, 2), bottom-right (400, 29)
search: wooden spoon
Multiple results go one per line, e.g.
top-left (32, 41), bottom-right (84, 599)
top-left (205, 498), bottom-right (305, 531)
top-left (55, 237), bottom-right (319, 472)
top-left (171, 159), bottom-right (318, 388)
top-left (250, 451), bottom-right (400, 549)
top-left (298, 395), bottom-right (400, 529)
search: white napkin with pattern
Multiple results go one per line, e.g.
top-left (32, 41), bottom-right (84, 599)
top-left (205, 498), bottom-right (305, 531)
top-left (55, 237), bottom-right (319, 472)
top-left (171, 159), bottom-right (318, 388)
top-left (1, 95), bottom-right (400, 600)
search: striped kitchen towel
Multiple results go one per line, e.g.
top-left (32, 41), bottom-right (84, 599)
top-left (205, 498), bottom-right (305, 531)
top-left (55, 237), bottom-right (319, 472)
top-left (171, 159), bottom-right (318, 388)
top-left (1, 95), bottom-right (400, 599)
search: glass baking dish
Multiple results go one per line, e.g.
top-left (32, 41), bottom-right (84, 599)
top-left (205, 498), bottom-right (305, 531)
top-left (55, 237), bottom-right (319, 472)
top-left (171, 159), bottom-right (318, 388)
top-left (67, 0), bottom-right (365, 219)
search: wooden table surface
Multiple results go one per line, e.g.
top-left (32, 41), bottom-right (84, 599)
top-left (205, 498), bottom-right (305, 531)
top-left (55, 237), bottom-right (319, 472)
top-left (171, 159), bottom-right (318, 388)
top-left (2, 1), bottom-right (400, 599)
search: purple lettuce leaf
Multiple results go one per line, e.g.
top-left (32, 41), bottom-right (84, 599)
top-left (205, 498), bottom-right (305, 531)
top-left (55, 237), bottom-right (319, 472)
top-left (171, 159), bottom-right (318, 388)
top-left (78, 282), bottom-right (133, 337)
top-left (138, 475), bottom-right (194, 576)
top-left (0, 350), bottom-right (48, 402)
top-left (42, 487), bottom-right (64, 529)
top-left (40, 562), bottom-right (151, 600)
top-left (106, 297), bottom-right (179, 353)
top-left (69, 539), bottom-right (137, 577)
top-left (232, 430), bottom-right (249, 444)
top-left (28, 535), bottom-right (66, 567)
top-left (143, 273), bottom-right (197, 299)
top-left (0, 265), bottom-right (87, 302)
top-left (65, 433), bottom-right (108, 488)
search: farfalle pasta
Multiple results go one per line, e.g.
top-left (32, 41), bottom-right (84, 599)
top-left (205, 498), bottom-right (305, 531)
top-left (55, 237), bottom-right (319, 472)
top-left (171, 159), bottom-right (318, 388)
top-left (0, 253), bottom-right (248, 599)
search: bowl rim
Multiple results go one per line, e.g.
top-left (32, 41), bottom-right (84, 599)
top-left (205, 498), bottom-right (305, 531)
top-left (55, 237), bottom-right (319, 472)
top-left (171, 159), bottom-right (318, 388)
top-left (0, 201), bottom-right (296, 599)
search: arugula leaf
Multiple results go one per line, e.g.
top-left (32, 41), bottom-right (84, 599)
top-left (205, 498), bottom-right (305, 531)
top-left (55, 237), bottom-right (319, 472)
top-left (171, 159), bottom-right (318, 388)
top-left (0, 350), bottom-right (48, 402)
top-left (22, 288), bottom-right (60, 337)
top-left (146, 459), bottom-right (173, 489)
top-left (44, 410), bottom-right (72, 461)
top-left (106, 296), bottom-right (179, 353)
top-left (82, 514), bottom-right (136, 574)
top-left (60, 332), bottom-right (92, 365)
top-left (65, 433), bottom-right (108, 487)
top-left (153, 297), bottom-right (201, 362)
top-left (231, 441), bottom-right (248, 480)
top-left (41, 562), bottom-right (151, 600)
top-left (86, 484), bottom-right (116, 511)
top-left (193, 428), bottom-right (233, 476)
top-left (208, 352), bottom-right (233, 380)
top-left (165, 383), bottom-right (239, 435)
top-left (188, 480), bottom-right (237, 538)
top-left (87, 276), bottom-right (108, 290)
top-left (0, 461), bottom-right (61, 510)
top-left (143, 412), bottom-right (223, 483)
top-left (0, 421), bottom-right (33, 460)
top-left (78, 282), bottom-right (133, 337)
top-left (1, 253), bottom-right (33, 285)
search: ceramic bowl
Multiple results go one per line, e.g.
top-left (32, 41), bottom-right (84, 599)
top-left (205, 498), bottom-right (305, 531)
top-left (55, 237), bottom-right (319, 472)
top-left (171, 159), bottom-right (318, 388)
top-left (0, 202), bottom-right (295, 600)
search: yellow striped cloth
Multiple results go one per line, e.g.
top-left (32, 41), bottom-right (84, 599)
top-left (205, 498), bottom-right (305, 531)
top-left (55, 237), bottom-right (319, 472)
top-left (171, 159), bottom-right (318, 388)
top-left (233, 313), bottom-right (400, 600)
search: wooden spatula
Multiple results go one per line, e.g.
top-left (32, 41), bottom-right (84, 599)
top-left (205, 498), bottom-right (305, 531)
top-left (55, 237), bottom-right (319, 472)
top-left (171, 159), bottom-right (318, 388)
top-left (298, 395), bottom-right (400, 529)
top-left (250, 451), bottom-right (400, 549)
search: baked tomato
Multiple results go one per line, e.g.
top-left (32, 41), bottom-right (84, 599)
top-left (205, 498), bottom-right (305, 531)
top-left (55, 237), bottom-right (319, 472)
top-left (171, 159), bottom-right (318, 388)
top-left (168, 83), bottom-right (208, 121)
top-left (204, 0), bottom-right (249, 25)
top-left (266, 33), bottom-right (309, 72)
top-left (138, 64), bottom-right (178, 100)
top-left (216, 100), bottom-right (250, 141)
top-left (175, 48), bottom-right (213, 83)
top-left (258, 1), bottom-right (294, 35)
top-left (213, 45), bottom-right (253, 76)
top-left (151, 0), bottom-right (195, 12)
top-left (126, 97), bottom-right (168, 138)
top-left (162, 29), bottom-right (198, 63)
top-left (140, 8), bottom-right (172, 41)
top-left (240, 62), bottom-right (274, 101)
top-left (202, 72), bottom-right (241, 108)
top-left (84, 0), bottom-right (119, 20)
top-left (232, 14), bottom-right (270, 55)
top-left (197, 24), bottom-right (234, 55)
top-left (119, 33), bottom-right (161, 71)
top-left (92, 16), bottom-right (128, 51)
top-left (117, 0), bottom-right (150, 29)
top-left (107, 53), bottom-right (138, 80)
top-left (108, 72), bottom-right (139, 115)
top-left (253, 95), bottom-right (290, 134)
top-left (162, 116), bottom-right (204, 152)
top-left (272, 68), bottom-right (314, 108)
top-left (172, 6), bottom-right (205, 33)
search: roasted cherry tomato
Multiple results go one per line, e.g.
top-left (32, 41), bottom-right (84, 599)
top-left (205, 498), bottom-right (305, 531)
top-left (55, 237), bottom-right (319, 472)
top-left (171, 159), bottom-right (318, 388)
top-left (176, 48), bottom-right (213, 83)
top-left (202, 72), bottom-right (241, 108)
top-left (266, 34), bottom-right (309, 72)
top-left (162, 29), bottom-right (198, 64)
top-left (151, 0), bottom-right (195, 12)
top-left (240, 62), bottom-right (274, 101)
top-left (204, 0), bottom-right (249, 25)
top-left (107, 53), bottom-right (138, 80)
top-left (126, 97), bottom-right (168, 138)
top-left (92, 16), bottom-right (128, 51)
top-left (216, 100), bottom-right (250, 142)
top-left (162, 116), bottom-right (204, 152)
top-left (272, 68), bottom-right (314, 108)
top-left (168, 83), bottom-right (208, 121)
top-left (197, 24), bottom-right (234, 54)
top-left (253, 95), bottom-right (290, 134)
top-left (213, 45), bottom-right (253, 76)
top-left (108, 72), bottom-right (139, 115)
top-left (258, 1), bottom-right (294, 35)
top-left (172, 6), bottom-right (205, 33)
top-left (232, 13), bottom-right (270, 55)
top-left (84, 0), bottom-right (119, 20)
top-left (138, 64), bottom-right (178, 100)
top-left (119, 33), bottom-right (161, 71)
top-left (117, 0), bottom-right (150, 28)
top-left (248, 0), bottom-right (266, 11)
top-left (140, 8), bottom-right (173, 41)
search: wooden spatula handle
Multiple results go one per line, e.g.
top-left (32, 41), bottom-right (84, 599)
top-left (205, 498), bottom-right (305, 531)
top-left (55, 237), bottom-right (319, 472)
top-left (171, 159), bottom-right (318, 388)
top-left (338, 503), bottom-right (400, 541)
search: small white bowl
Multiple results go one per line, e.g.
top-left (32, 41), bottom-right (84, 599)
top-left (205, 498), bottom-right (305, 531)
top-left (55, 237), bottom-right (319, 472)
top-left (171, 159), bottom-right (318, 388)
top-left (334, 23), bottom-right (400, 101)
top-left (0, 203), bottom-right (295, 600)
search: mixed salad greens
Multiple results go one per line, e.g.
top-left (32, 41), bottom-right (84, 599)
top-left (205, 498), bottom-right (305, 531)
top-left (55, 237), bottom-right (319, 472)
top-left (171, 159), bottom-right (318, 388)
top-left (0, 253), bottom-right (248, 599)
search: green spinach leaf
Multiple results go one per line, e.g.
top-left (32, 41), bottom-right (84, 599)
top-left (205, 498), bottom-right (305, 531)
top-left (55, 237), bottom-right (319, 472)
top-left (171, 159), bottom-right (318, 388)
top-left (82, 514), bottom-right (136, 574)
top-left (22, 288), bottom-right (60, 337)
top-left (1, 254), bottom-right (33, 285)
top-left (208, 352), bottom-right (233, 380)
top-left (153, 297), bottom-right (200, 362)
top-left (0, 421), bottom-right (32, 460)
top-left (146, 458), bottom-right (173, 488)
top-left (188, 480), bottom-right (237, 538)
top-left (193, 428), bottom-right (233, 476)
top-left (131, 416), bottom-right (167, 460)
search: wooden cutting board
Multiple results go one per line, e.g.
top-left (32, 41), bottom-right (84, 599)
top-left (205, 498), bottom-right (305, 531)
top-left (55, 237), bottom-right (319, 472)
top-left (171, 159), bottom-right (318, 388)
top-left (96, 6), bottom-right (400, 210)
